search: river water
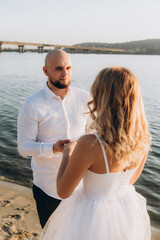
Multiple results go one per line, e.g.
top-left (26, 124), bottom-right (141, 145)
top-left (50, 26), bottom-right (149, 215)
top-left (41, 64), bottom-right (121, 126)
top-left (0, 52), bottom-right (159, 228)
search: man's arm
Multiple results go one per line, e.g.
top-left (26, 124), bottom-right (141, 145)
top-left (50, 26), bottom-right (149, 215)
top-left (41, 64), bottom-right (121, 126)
top-left (17, 100), bottom-right (70, 158)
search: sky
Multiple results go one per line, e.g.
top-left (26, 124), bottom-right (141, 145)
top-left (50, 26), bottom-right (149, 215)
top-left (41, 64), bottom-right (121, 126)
top-left (0, 0), bottom-right (160, 45)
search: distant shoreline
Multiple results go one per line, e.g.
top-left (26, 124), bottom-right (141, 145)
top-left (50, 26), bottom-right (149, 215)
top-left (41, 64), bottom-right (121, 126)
top-left (1, 38), bottom-right (160, 55)
top-left (1, 49), bottom-right (160, 55)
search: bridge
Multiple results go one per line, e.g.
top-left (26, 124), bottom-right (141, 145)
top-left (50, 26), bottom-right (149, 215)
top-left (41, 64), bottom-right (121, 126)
top-left (0, 41), bottom-right (124, 54)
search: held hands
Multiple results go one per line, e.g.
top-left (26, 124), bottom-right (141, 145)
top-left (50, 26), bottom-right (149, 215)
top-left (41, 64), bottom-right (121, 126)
top-left (53, 139), bottom-right (71, 153)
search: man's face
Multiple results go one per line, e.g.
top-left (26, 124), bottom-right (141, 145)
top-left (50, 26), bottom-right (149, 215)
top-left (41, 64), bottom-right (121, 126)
top-left (43, 53), bottom-right (72, 89)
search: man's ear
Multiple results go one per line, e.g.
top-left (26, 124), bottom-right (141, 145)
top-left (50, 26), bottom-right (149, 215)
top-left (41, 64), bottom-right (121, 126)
top-left (43, 66), bottom-right (48, 76)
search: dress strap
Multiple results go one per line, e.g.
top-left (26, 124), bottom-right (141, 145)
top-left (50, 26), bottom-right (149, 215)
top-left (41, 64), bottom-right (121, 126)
top-left (95, 134), bottom-right (110, 173)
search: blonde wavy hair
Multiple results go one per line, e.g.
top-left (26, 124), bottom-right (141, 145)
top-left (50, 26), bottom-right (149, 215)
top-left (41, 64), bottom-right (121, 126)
top-left (88, 67), bottom-right (151, 167)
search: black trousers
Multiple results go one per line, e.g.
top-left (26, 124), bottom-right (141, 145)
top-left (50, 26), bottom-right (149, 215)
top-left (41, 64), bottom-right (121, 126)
top-left (33, 184), bottom-right (61, 228)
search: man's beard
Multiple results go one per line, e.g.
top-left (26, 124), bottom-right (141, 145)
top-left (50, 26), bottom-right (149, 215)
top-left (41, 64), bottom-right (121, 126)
top-left (49, 78), bottom-right (70, 89)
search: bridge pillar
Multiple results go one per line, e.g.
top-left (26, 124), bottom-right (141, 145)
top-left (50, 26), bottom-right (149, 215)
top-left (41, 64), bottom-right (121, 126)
top-left (38, 46), bottom-right (44, 53)
top-left (83, 49), bottom-right (90, 54)
top-left (70, 49), bottom-right (76, 54)
top-left (97, 50), bottom-right (102, 54)
top-left (18, 45), bottom-right (24, 53)
top-left (55, 47), bottom-right (61, 50)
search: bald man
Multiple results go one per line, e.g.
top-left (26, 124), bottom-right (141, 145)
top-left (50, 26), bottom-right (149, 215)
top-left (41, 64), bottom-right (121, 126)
top-left (18, 49), bottom-right (89, 228)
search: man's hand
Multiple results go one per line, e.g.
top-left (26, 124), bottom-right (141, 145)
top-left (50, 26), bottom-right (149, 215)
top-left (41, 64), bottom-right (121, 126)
top-left (53, 139), bottom-right (71, 153)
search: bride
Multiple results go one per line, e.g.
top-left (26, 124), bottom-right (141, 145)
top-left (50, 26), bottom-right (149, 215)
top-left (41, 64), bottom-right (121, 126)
top-left (39, 66), bottom-right (151, 240)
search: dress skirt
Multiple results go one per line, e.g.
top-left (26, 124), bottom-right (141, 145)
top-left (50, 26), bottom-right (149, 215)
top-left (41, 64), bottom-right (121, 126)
top-left (39, 185), bottom-right (151, 240)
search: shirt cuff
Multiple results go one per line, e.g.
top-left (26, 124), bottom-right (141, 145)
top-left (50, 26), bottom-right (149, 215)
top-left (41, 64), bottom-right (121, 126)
top-left (40, 143), bottom-right (57, 158)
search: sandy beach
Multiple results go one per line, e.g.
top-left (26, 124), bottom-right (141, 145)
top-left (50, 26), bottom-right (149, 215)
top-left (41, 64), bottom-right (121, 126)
top-left (0, 180), bottom-right (159, 240)
top-left (0, 180), bottom-right (41, 240)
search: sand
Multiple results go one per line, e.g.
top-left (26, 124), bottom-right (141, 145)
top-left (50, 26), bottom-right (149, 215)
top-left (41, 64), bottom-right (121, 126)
top-left (0, 180), bottom-right (41, 240)
top-left (0, 180), bottom-right (159, 240)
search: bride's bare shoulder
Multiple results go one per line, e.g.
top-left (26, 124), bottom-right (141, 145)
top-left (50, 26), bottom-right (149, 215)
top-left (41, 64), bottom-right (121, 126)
top-left (75, 134), bottom-right (98, 154)
top-left (78, 134), bottom-right (97, 144)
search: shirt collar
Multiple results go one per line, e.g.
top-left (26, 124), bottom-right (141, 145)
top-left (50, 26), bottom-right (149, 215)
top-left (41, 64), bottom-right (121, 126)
top-left (43, 82), bottom-right (72, 101)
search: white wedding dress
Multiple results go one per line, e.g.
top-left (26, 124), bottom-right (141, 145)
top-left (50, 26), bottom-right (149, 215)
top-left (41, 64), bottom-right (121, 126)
top-left (39, 135), bottom-right (151, 240)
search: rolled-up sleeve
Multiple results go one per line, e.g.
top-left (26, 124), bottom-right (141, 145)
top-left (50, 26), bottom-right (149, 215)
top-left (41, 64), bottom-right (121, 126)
top-left (17, 100), bottom-right (55, 158)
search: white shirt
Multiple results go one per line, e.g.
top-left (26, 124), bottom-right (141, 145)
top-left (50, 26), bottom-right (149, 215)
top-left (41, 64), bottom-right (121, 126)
top-left (18, 83), bottom-right (89, 199)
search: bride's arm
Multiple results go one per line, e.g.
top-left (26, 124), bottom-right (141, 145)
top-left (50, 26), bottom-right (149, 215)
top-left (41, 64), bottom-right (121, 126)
top-left (57, 135), bottom-right (94, 199)
top-left (129, 151), bottom-right (148, 185)
top-left (57, 141), bottom-right (77, 187)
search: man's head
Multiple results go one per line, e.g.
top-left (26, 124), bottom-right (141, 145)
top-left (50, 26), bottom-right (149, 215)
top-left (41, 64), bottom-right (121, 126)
top-left (43, 49), bottom-right (72, 90)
